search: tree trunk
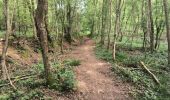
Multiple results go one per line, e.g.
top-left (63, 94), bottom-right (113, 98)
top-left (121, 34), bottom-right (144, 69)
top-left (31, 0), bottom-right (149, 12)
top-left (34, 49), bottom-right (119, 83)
top-left (163, 0), bottom-right (170, 65)
top-left (89, 0), bottom-right (97, 38)
top-left (1, 0), bottom-right (11, 79)
top-left (107, 0), bottom-right (112, 50)
top-left (35, 0), bottom-right (51, 84)
top-left (100, 0), bottom-right (107, 45)
top-left (44, 5), bottom-right (53, 45)
top-left (148, 0), bottom-right (154, 53)
top-left (64, 0), bottom-right (72, 45)
top-left (112, 0), bottom-right (121, 61)
top-left (26, 0), bottom-right (37, 39)
top-left (90, 20), bottom-right (94, 38)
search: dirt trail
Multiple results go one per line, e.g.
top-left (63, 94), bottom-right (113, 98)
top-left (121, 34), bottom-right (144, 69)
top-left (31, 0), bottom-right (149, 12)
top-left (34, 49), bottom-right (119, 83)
top-left (0, 39), bottom-right (131, 100)
top-left (66, 39), bottom-right (131, 100)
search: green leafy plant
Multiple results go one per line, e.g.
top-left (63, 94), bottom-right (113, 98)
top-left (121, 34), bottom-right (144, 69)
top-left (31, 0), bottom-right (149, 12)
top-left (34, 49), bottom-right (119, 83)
top-left (63, 59), bottom-right (81, 67)
top-left (95, 45), bottom-right (113, 61)
top-left (0, 94), bottom-right (9, 100)
top-left (8, 90), bottom-right (45, 100)
top-left (32, 62), bottom-right (44, 74)
top-left (50, 67), bottom-right (76, 92)
top-left (95, 44), bottom-right (170, 99)
top-left (32, 60), bottom-right (77, 92)
top-left (116, 51), bottom-right (127, 61)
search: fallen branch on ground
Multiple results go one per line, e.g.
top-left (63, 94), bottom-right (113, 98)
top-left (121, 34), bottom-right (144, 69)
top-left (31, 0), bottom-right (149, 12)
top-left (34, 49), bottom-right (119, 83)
top-left (4, 64), bottom-right (17, 90)
top-left (130, 68), bottom-right (161, 73)
top-left (0, 75), bottom-right (37, 88)
top-left (140, 61), bottom-right (160, 85)
top-left (11, 73), bottom-right (37, 80)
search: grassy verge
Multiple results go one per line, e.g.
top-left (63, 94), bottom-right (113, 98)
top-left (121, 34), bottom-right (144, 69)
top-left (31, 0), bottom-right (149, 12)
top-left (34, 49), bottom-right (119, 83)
top-left (95, 44), bottom-right (170, 100)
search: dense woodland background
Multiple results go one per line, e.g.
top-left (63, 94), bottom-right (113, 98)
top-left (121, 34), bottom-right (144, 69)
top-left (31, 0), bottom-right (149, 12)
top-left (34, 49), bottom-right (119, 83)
top-left (0, 0), bottom-right (170, 99)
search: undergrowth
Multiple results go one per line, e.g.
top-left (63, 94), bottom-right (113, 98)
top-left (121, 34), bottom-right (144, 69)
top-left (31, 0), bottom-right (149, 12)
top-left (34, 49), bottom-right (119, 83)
top-left (95, 45), bottom-right (170, 100)
top-left (95, 45), bottom-right (113, 61)
top-left (0, 90), bottom-right (49, 100)
top-left (32, 59), bottom-right (79, 92)
top-left (0, 59), bottom-right (80, 99)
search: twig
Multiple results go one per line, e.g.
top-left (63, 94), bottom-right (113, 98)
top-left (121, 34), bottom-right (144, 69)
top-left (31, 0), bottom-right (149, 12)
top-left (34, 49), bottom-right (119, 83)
top-left (130, 68), bottom-right (161, 73)
top-left (140, 61), bottom-right (160, 85)
top-left (0, 75), bottom-right (37, 87)
top-left (11, 73), bottom-right (37, 80)
top-left (4, 64), bottom-right (17, 90)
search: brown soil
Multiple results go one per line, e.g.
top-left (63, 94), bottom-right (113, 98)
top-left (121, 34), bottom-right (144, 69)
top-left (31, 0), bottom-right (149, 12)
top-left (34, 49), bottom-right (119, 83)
top-left (55, 39), bottom-right (132, 100)
top-left (0, 40), bottom-right (40, 72)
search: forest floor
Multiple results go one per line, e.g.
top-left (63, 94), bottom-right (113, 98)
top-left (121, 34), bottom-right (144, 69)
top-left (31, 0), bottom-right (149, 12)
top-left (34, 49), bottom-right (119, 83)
top-left (57, 39), bottom-right (132, 100)
top-left (1, 37), bottom-right (169, 99)
top-left (0, 39), bottom-right (133, 100)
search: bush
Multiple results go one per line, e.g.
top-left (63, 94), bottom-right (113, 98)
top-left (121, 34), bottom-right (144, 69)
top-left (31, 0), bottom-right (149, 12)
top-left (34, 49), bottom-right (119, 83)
top-left (50, 67), bottom-right (76, 92)
top-left (63, 59), bottom-right (81, 67)
top-left (19, 78), bottom-right (45, 89)
top-left (95, 44), bottom-right (170, 99)
top-left (122, 56), bottom-right (141, 68)
top-left (95, 46), bottom-right (113, 61)
top-left (116, 51), bottom-right (127, 61)
top-left (8, 90), bottom-right (45, 100)
top-left (0, 90), bottom-right (48, 100)
top-left (32, 62), bottom-right (44, 74)
top-left (0, 94), bottom-right (9, 100)
top-left (32, 60), bottom-right (77, 92)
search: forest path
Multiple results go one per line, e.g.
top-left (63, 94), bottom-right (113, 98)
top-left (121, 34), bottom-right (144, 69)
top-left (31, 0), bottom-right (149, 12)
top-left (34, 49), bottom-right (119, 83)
top-left (67, 39), bottom-right (131, 100)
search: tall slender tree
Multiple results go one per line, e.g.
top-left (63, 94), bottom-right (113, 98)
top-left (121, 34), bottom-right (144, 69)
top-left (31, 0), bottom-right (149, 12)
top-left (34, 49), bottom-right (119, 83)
top-left (107, 0), bottom-right (112, 50)
top-left (163, 0), bottom-right (170, 65)
top-left (64, 0), bottom-right (72, 44)
top-left (148, 0), bottom-right (154, 52)
top-left (100, 0), bottom-right (107, 45)
top-left (112, 0), bottom-right (121, 60)
top-left (26, 0), bottom-right (37, 38)
top-left (1, 0), bottom-right (16, 80)
top-left (35, 0), bottom-right (51, 84)
top-left (1, 0), bottom-right (10, 79)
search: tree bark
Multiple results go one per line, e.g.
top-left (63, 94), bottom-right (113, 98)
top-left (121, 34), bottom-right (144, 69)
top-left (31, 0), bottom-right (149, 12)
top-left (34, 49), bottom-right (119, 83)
top-left (26, 0), bottom-right (37, 39)
top-left (100, 0), bottom-right (106, 45)
top-left (35, 0), bottom-right (51, 84)
top-left (107, 0), bottom-right (112, 50)
top-left (163, 0), bottom-right (170, 65)
top-left (148, 0), bottom-right (154, 53)
top-left (112, 0), bottom-right (121, 61)
top-left (1, 0), bottom-right (11, 80)
top-left (64, 0), bottom-right (72, 45)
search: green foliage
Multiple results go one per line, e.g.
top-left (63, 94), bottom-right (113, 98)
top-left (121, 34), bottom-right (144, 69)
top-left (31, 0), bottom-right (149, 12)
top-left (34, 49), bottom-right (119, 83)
top-left (32, 62), bottom-right (45, 74)
top-left (51, 61), bottom-right (77, 91)
top-left (95, 44), bottom-right (170, 99)
top-left (95, 45), bottom-right (113, 61)
top-left (115, 51), bottom-right (127, 62)
top-left (111, 63), bottom-right (154, 87)
top-left (7, 90), bottom-right (45, 100)
top-left (63, 59), bottom-right (81, 67)
top-left (0, 88), bottom-right (51, 100)
top-left (19, 78), bottom-right (45, 89)
top-left (122, 56), bottom-right (141, 68)
top-left (0, 94), bottom-right (9, 100)
top-left (79, 31), bottom-right (91, 36)
top-left (0, 59), bottom-right (77, 98)
top-left (14, 60), bottom-right (76, 94)
top-left (121, 53), bottom-right (169, 100)
top-left (32, 60), bottom-right (77, 92)
top-left (50, 67), bottom-right (76, 92)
